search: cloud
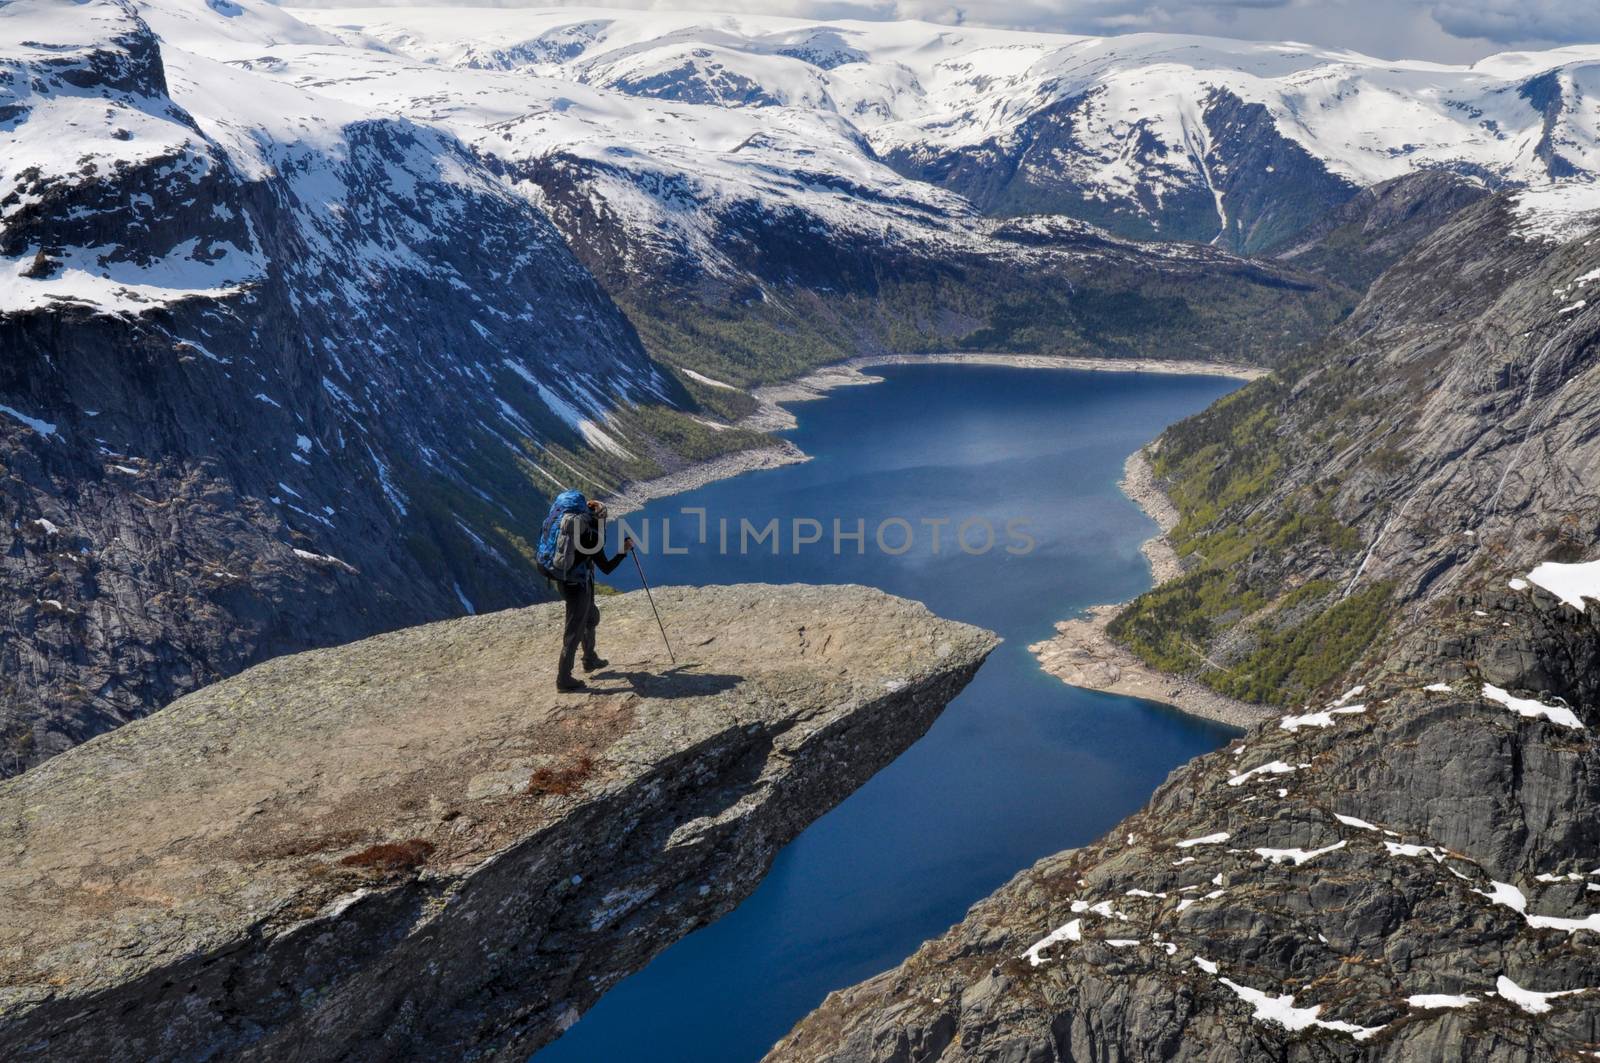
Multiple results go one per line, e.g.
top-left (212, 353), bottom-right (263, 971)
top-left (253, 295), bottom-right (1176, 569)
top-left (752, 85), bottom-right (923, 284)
top-left (1430, 0), bottom-right (1599, 44)
top-left (282, 0), bottom-right (1600, 60)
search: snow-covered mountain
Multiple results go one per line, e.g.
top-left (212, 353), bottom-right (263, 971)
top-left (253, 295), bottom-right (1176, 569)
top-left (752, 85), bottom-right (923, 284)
top-left (220, 5), bottom-right (1366, 383)
top-left (290, 8), bottom-right (1600, 254)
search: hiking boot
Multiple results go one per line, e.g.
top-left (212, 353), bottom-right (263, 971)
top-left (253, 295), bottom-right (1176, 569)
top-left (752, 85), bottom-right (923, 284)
top-left (582, 655), bottom-right (609, 672)
top-left (556, 674), bottom-right (588, 693)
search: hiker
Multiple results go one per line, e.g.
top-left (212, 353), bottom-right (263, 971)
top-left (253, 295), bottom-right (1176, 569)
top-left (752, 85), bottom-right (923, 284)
top-left (537, 491), bottom-right (632, 692)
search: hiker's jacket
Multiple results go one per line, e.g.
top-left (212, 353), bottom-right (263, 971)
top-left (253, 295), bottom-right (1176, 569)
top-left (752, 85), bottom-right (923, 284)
top-left (568, 513), bottom-right (626, 585)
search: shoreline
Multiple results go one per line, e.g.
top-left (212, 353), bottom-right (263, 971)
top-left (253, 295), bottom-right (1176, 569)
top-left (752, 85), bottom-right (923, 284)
top-left (746, 352), bottom-right (1265, 432)
top-left (1027, 448), bottom-right (1274, 730)
top-left (609, 352), bottom-right (1263, 513)
top-left (604, 441), bottom-right (808, 518)
top-left (603, 351), bottom-right (1274, 728)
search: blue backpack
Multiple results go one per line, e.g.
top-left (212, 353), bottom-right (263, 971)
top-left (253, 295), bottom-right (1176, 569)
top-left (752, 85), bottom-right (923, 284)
top-left (537, 490), bottom-right (589, 581)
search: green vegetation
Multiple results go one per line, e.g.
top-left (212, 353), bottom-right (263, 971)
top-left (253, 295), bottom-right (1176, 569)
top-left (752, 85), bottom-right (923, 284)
top-left (1108, 346), bottom-right (1398, 707)
top-left (622, 293), bottom-right (860, 387)
top-left (615, 253), bottom-right (1350, 387)
top-left (614, 403), bottom-right (769, 465)
top-left (1210, 582), bottom-right (1393, 704)
top-left (1108, 567), bottom-right (1267, 673)
top-left (1109, 574), bottom-right (1392, 707)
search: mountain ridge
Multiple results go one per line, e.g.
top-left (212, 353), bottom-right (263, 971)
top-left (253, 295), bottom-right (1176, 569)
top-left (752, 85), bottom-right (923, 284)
top-left (297, 7), bottom-right (1600, 251)
top-left (767, 172), bottom-right (1600, 1063)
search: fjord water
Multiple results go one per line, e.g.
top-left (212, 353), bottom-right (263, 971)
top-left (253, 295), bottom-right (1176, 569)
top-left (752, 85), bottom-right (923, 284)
top-left (537, 364), bottom-right (1239, 1062)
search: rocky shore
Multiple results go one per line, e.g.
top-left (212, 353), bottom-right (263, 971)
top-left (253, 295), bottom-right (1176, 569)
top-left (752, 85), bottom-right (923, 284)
top-left (611, 355), bottom-right (1262, 515)
top-left (1030, 448), bottom-right (1273, 728)
top-left (747, 353), bottom-right (1263, 432)
top-left (604, 440), bottom-right (809, 517)
top-left (1031, 604), bottom-right (1273, 729)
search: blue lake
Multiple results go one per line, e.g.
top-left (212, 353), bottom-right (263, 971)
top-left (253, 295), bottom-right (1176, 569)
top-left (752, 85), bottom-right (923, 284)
top-left (536, 364), bottom-right (1239, 1062)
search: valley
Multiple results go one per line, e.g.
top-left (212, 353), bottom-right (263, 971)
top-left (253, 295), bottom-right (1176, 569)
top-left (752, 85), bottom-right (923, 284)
top-left (537, 362), bottom-right (1242, 1061)
top-left (3, 1), bottom-right (1600, 1059)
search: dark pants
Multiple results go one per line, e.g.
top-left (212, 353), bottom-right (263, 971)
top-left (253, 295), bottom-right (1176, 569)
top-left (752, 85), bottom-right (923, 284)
top-left (558, 578), bottom-right (599, 676)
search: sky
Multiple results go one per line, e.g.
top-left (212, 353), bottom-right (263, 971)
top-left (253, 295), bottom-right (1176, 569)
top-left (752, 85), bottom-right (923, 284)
top-left (284, 0), bottom-right (1599, 63)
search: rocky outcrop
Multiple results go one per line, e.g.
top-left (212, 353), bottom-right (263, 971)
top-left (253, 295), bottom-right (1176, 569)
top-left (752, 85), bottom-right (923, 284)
top-left (768, 570), bottom-right (1600, 1062)
top-left (0, 584), bottom-right (996, 1062)
top-left (766, 189), bottom-right (1600, 1062)
top-left (1274, 171), bottom-right (1492, 290)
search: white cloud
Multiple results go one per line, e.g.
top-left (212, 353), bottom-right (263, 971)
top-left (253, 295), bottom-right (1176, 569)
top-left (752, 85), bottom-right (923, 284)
top-left (1432, 0), bottom-right (1599, 44)
top-left (279, 0), bottom-right (1599, 61)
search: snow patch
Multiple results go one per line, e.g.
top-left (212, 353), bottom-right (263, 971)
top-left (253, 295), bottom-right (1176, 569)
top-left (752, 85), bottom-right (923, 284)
top-left (1495, 974), bottom-right (1585, 1015)
top-left (1525, 559), bottom-right (1600, 611)
top-left (1407, 993), bottom-right (1476, 1009)
top-left (1023, 919), bottom-right (1081, 966)
top-left (0, 240), bottom-right (265, 316)
top-left (681, 367), bottom-right (737, 390)
top-left (0, 403), bottom-right (58, 438)
top-left (1228, 760), bottom-right (1296, 786)
top-left (1385, 841), bottom-right (1448, 862)
top-left (292, 547), bottom-right (355, 572)
top-left (1280, 703), bottom-right (1366, 731)
top-left (1473, 880), bottom-right (1528, 913)
top-left (1218, 978), bottom-right (1385, 1040)
top-left (1255, 840), bottom-right (1346, 866)
top-left (1481, 683), bottom-right (1584, 729)
top-left (1510, 184), bottom-right (1600, 246)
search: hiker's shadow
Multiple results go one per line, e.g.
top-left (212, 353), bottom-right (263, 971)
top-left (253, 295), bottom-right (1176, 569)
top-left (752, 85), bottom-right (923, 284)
top-left (594, 666), bottom-right (742, 700)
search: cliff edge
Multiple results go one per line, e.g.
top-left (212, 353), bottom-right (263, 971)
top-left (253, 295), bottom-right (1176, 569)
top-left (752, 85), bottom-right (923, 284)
top-left (0, 584), bottom-right (996, 1062)
top-left (767, 580), bottom-right (1600, 1061)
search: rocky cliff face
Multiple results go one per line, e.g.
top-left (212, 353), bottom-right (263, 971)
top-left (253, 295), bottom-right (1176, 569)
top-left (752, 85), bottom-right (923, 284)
top-left (769, 584), bottom-right (1600, 1062)
top-left (0, 583), bottom-right (996, 1062)
top-left (1106, 188), bottom-right (1599, 710)
top-left (765, 186), bottom-right (1600, 1062)
top-left (1273, 171), bottom-right (1493, 291)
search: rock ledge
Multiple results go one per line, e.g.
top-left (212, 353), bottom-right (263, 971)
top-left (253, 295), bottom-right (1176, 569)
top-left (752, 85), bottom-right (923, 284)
top-left (0, 584), bottom-right (995, 1062)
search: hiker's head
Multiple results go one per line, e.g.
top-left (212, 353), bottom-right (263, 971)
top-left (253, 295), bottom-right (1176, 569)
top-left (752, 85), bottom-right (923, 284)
top-left (587, 500), bottom-right (607, 520)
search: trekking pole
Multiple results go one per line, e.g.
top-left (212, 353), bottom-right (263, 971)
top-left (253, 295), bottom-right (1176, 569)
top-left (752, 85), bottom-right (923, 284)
top-left (631, 550), bottom-right (676, 665)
